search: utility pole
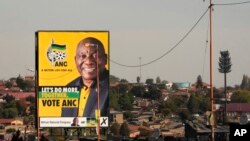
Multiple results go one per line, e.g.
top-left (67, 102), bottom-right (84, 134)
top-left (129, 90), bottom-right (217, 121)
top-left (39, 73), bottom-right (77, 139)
top-left (139, 57), bottom-right (142, 84)
top-left (209, 0), bottom-right (215, 141)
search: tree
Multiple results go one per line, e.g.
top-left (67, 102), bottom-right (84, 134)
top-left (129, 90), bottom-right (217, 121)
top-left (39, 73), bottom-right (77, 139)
top-left (178, 110), bottom-right (191, 122)
top-left (110, 75), bottom-right (120, 83)
top-left (0, 107), bottom-right (3, 118)
top-left (187, 94), bottom-right (199, 114)
top-left (16, 74), bottom-right (25, 90)
top-left (123, 111), bottom-right (135, 119)
top-left (130, 86), bottom-right (145, 98)
top-left (196, 75), bottom-right (203, 89)
top-left (159, 96), bottom-right (183, 116)
top-left (240, 75), bottom-right (249, 90)
top-left (231, 90), bottom-right (250, 103)
top-left (218, 50), bottom-right (232, 124)
top-left (120, 79), bottom-right (128, 83)
top-left (156, 76), bottom-right (161, 84)
top-left (145, 85), bottom-right (161, 100)
top-left (26, 96), bottom-right (35, 103)
top-left (16, 99), bottom-right (27, 116)
top-left (110, 123), bottom-right (120, 136)
top-left (109, 89), bottom-right (120, 110)
top-left (119, 122), bottom-right (130, 136)
top-left (3, 94), bottom-right (15, 103)
top-left (3, 108), bottom-right (18, 118)
top-left (5, 81), bottom-right (12, 88)
top-left (24, 80), bottom-right (34, 91)
top-left (161, 80), bottom-right (169, 84)
top-left (118, 83), bottom-right (129, 94)
top-left (145, 78), bottom-right (154, 85)
top-left (136, 76), bottom-right (140, 83)
top-left (118, 94), bottom-right (133, 110)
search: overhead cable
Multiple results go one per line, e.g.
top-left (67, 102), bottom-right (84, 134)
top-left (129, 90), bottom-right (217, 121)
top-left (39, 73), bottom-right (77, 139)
top-left (110, 8), bottom-right (210, 68)
top-left (214, 1), bottom-right (250, 6)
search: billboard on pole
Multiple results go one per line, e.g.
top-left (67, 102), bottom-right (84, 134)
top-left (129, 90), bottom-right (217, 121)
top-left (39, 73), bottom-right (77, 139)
top-left (36, 31), bottom-right (109, 127)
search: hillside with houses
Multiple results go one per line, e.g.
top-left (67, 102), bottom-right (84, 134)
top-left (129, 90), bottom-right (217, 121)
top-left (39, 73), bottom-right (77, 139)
top-left (0, 75), bottom-right (36, 141)
top-left (108, 75), bottom-right (250, 141)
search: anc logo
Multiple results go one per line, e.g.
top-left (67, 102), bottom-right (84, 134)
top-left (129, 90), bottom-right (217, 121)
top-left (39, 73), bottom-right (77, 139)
top-left (47, 40), bottom-right (67, 67)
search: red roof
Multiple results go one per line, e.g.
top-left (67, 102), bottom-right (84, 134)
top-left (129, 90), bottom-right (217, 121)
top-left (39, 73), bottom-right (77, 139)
top-left (227, 103), bottom-right (250, 112)
top-left (7, 92), bottom-right (35, 99)
top-left (0, 118), bottom-right (15, 124)
top-left (128, 124), bottom-right (153, 132)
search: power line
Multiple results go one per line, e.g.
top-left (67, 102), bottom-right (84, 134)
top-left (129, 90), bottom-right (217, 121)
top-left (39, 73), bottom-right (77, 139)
top-left (110, 7), bottom-right (210, 68)
top-left (111, 1), bottom-right (250, 68)
top-left (202, 17), bottom-right (210, 79)
top-left (214, 1), bottom-right (250, 6)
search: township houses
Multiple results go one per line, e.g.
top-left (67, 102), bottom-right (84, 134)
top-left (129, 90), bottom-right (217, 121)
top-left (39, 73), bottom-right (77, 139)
top-left (0, 118), bottom-right (23, 126)
top-left (0, 90), bottom-right (35, 104)
top-left (226, 103), bottom-right (250, 118)
top-left (128, 124), bottom-right (153, 138)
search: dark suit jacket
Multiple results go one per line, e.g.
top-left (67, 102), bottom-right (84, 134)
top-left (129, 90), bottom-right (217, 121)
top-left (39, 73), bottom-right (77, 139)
top-left (61, 70), bottom-right (109, 117)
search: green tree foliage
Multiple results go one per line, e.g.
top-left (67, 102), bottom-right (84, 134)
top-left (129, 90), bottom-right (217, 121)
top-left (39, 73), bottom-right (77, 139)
top-left (196, 75), bottom-right (203, 89)
top-left (4, 101), bottom-right (16, 109)
top-left (218, 50), bottom-right (232, 74)
top-left (118, 83), bottom-right (129, 94)
top-left (123, 111), bottom-right (135, 119)
top-left (5, 81), bottom-right (12, 88)
top-left (178, 109), bottom-right (191, 122)
top-left (119, 122), bottom-right (130, 136)
top-left (109, 89), bottom-right (120, 110)
top-left (231, 90), bottom-right (250, 103)
top-left (3, 94), bottom-right (15, 103)
top-left (136, 76), bottom-right (140, 83)
top-left (138, 127), bottom-right (150, 137)
top-left (16, 100), bottom-right (25, 116)
top-left (26, 95), bottom-right (35, 103)
top-left (130, 86), bottom-right (145, 98)
top-left (29, 104), bottom-right (36, 115)
top-left (110, 75), bottom-right (120, 83)
top-left (120, 79), bottom-right (128, 83)
top-left (156, 76), bottom-right (161, 84)
top-left (0, 107), bottom-right (3, 118)
top-left (24, 80), bottom-right (34, 91)
top-left (6, 128), bottom-right (16, 133)
top-left (3, 108), bottom-right (18, 118)
top-left (186, 93), bottom-right (210, 114)
top-left (187, 94), bottom-right (199, 114)
top-left (118, 94), bottom-right (133, 110)
top-left (145, 78), bottom-right (154, 85)
top-left (16, 75), bottom-right (25, 90)
top-left (161, 80), bottom-right (169, 84)
top-left (240, 75), bottom-right (249, 90)
top-left (16, 75), bottom-right (34, 91)
top-left (159, 96), bottom-right (185, 116)
top-left (110, 123), bottom-right (120, 136)
top-left (200, 96), bottom-right (210, 112)
top-left (144, 85), bottom-right (161, 100)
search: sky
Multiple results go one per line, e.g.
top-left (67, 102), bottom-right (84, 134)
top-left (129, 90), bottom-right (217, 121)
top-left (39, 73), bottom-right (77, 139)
top-left (0, 0), bottom-right (250, 87)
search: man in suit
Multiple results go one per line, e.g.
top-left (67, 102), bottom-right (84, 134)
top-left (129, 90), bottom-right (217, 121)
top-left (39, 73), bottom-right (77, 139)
top-left (61, 37), bottom-right (108, 117)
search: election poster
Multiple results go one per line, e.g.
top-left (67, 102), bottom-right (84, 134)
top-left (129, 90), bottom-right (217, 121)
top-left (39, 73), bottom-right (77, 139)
top-left (36, 31), bottom-right (109, 127)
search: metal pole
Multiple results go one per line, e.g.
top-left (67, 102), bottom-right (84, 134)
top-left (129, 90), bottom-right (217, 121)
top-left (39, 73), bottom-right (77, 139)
top-left (224, 73), bottom-right (227, 125)
top-left (209, 0), bottom-right (215, 141)
top-left (96, 45), bottom-right (101, 141)
top-left (139, 57), bottom-right (141, 83)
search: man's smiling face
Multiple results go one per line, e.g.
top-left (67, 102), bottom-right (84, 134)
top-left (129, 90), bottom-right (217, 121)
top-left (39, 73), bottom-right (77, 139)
top-left (75, 44), bottom-right (107, 81)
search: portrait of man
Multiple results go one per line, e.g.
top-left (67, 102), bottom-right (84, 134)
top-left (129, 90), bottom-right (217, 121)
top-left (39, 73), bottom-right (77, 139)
top-left (71, 117), bottom-right (80, 127)
top-left (61, 37), bottom-right (109, 117)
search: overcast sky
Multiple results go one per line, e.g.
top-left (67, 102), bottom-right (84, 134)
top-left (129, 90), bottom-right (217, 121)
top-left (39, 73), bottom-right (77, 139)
top-left (0, 0), bottom-right (250, 87)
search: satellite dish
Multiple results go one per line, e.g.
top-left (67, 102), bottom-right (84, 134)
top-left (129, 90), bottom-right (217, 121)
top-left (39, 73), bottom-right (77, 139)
top-left (240, 113), bottom-right (250, 125)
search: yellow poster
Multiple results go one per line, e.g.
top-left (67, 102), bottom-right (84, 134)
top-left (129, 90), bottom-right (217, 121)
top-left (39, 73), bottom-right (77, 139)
top-left (36, 31), bottom-right (109, 127)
